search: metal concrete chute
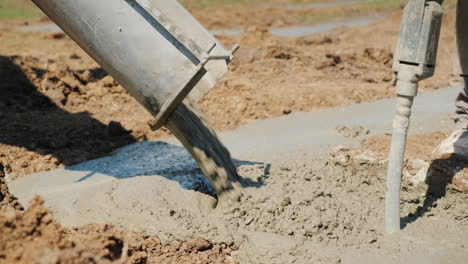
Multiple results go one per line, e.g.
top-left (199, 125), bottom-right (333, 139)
top-left (140, 0), bottom-right (236, 100)
top-left (31, 0), bottom-right (238, 130)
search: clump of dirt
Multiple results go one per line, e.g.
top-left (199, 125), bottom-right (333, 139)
top-left (0, 196), bottom-right (100, 264)
top-left (335, 125), bottom-right (370, 138)
top-left (65, 225), bottom-right (237, 264)
top-left (228, 150), bottom-right (467, 262)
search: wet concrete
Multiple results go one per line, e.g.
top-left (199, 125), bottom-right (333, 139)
top-left (8, 86), bottom-right (466, 263)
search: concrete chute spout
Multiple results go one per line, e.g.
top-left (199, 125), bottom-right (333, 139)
top-left (31, 0), bottom-right (237, 129)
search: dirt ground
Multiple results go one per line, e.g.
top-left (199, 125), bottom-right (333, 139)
top-left (0, 11), bottom-right (461, 178)
top-left (0, 1), bottom-right (467, 263)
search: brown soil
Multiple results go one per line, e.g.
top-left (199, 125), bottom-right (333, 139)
top-left (0, 11), bottom-right (460, 178)
top-left (362, 132), bottom-right (450, 161)
top-left (0, 163), bottom-right (237, 264)
top-left (361, 131), bottom-right (468, 192)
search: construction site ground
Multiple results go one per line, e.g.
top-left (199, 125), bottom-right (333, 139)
top-left (0, 0), bottom-right (467, 263)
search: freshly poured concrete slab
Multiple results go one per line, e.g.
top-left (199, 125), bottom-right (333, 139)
top-left (9, 86), bottom-right (460, 245)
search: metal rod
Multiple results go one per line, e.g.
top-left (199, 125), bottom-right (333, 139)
top-left (385, 80), bottom-right (416, 233)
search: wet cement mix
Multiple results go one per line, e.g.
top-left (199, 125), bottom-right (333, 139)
top-left (0, 3), bottom-right (467, 264)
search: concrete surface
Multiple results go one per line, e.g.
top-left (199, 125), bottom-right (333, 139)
top-left (8, 86), bottom-right (464, 263)
top-left (11, 85), bottom-right (459, 202)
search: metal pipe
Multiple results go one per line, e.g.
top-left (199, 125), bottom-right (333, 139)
top-left (385, 84), bottom-right (416, 233)
top-left (30, 0), bottom-right (233, 128)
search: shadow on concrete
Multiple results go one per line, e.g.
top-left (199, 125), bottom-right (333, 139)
top-left (68, 141), bottom-right (266, 197)
top-left (401, 153), bottom-right (468, 229)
